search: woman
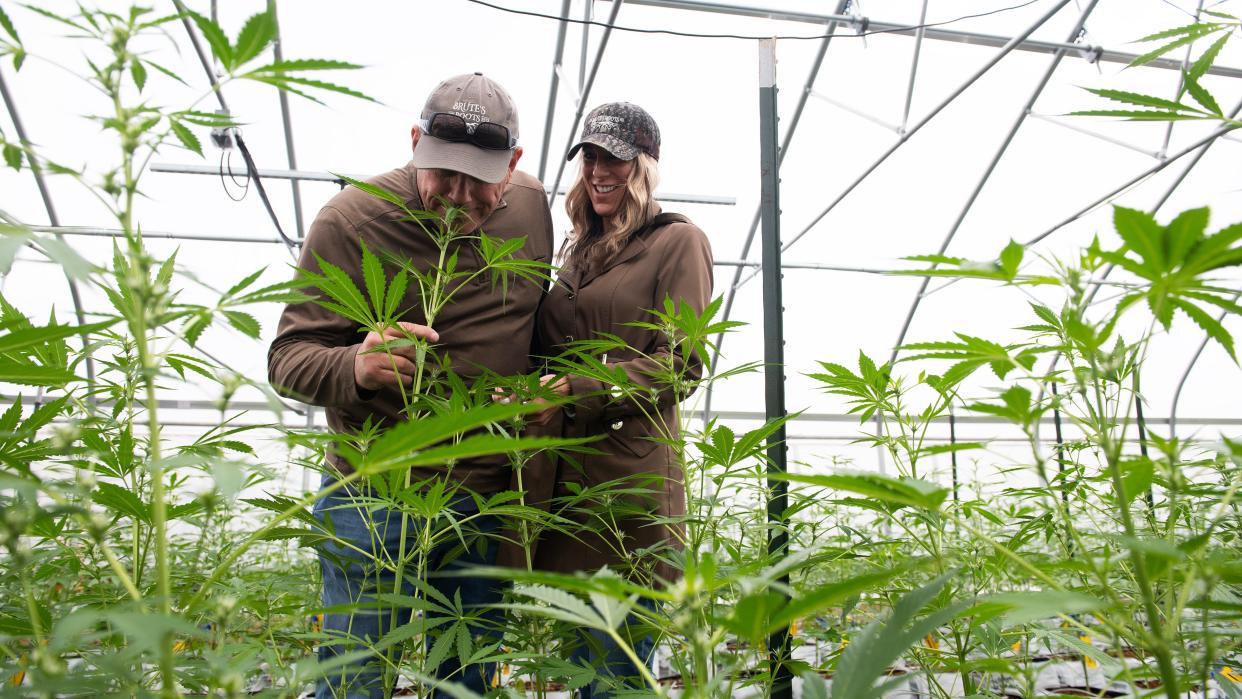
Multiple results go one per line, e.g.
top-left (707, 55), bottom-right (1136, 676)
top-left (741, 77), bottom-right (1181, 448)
top-left (522, 102), bottom-right (713, 694)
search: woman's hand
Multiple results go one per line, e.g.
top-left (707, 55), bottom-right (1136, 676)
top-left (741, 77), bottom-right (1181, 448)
top-left (527, 374), bottom-right (569, 427)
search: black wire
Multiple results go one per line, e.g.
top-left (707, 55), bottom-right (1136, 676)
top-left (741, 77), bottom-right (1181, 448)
top-left (219, 149), bottom-right (249, 203)
top-left (464, 0), bottom-right (1047, 41)
top-left (234, 131), bottom-right (302, 257)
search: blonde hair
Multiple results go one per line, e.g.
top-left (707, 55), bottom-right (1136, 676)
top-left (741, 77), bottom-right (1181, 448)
top-left (562, 152), bottom-right (660, 270)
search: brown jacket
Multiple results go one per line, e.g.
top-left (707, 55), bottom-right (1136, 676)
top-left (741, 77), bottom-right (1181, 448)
top-left (507, 213), bottom-right (713, 582)
top-left (267, 162), bottom-right (553, 493)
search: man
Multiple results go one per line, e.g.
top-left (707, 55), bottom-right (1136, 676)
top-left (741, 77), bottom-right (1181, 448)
top-left (268, 72), bottom-right (553, 699)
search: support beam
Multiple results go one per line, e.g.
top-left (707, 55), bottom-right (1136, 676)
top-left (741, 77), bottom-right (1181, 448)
top-left (268, 0), bottom-right (306, 241)
top-left (618, 0), bottom-right (1242, 78)
top-left (757, 0), bottom-right (1071, 273)
top-left (889, 0), bottom-right (1099, 364)
top-left (702, 0), bottom-right (849, 423)
top-left (1169, 291), bottom-right (1241, 438)
top-left (537, 0), bottom-right (574, 182)
top-left (757, 38), bottom-right (792, 699)
top-left (547, 0), bottom-right (624, 209)
top-left (0, 66), bottom-right (96, 387)
top-left (150, 162), bottom-right (734, 205)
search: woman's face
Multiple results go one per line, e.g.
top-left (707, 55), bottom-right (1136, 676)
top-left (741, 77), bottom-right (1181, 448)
top-left (581, 144), bottom-right (635, 220)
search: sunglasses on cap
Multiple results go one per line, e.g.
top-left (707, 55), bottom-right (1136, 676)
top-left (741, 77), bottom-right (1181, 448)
top-left (419, 112), bottom-right (517, 151)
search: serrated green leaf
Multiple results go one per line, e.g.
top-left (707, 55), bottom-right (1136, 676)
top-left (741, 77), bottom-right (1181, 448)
top-left (0, 319), bottom-right (113, 355)
top-left (232, 9), bottom-right (276, 66)
top-left (223, 310), bottom-right (260, 338)
top-left (168, 119), bottom-right (202, 156)
top-left (1119, 457), bottom-right (1155, 504)
top-left (0, 4), bottom-right (20, 44)
top-left (1189, 33), bottom-right (1231, 84)
top-left (224, 268), bottom-right (265, 298)
top-left (1174, 298), bottom-right (1235, 361)
top-left (93, 481), bottom-right (149, 523)
top-left (359, 240), bottom-right (385, 319)
top-left (1085, 88), bottom-right (1194, 111)
top-left (771, 471), bottom-right (948, 512)
top-left (184, 9), bottom-right (232, 70)
top-left (1136, 21), bottom-right (1220, 44)
top-left (1184, 75), bottom-right (1221, 116)
top-left (242, 58), bottom-right (364, 73)
top-left (1131, 30), bottom-right (1216, 67)
top-left (334, 174), bottom-right (409, 211)
top-left (1070, 109), bottom-right (1204, 121)
top-left (130, 57), bottom-right (147, 91)
top-left (248, 74), bottom-right (378, 104)
top-left (2, 142), bottom-right (21, 170)
top-left (999, 239), bottom-right (1024, 280)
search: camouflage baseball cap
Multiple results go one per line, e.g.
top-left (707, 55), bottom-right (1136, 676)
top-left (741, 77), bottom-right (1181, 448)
top-left (566, 102), bottom-right (660, 162)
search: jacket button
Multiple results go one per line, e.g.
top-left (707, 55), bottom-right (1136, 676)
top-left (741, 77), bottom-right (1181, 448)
top-left (610, 420), bottom-right (624, 431)
top-left (565, 335), bottom-right (574, 343)
top-left (567, 292), bottom-right (576, 300)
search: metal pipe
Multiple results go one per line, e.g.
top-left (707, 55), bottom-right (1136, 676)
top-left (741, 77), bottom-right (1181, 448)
top-left (1025, 98), bottom-right (1242, 247)
top-left (537, 0), bottom-right (574, 183)
top-left (268, 0), bottom-right (306, 241)
top-left (618, 0), bottom-right (1242, 78)
top-left (151, 161), bottom-right (735, 204)
top-left (808, 90), bottom-right (902, 133)
top-left (1026, 112), bottom-right (1163, 159)
top-left (25, 224), bottom-right (284, 245)
top-left (547, 0), bottom-right (623, 209)
top-left (0, 66), bottom-right (96, 388)
top-left (758, 40), bottom-right (792, 699)
top-left (702, 0), bottom-right (850, 424)
top-left (1159, 0), bottom-right (1206, 159)
top-left (580, 0), bottom-right (592, 93)
top-left (172, 0), bottom-right (229, 113)
top-left (889, 0), bottom-right (1098, 365)
top-left (1169, 291), bottom-right (1241, 438)
top-left (765, 0), bottom-right (1072, 272)
top-left (901, 0), bottom-right (930, 132)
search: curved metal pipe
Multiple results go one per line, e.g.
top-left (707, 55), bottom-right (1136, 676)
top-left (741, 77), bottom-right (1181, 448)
top-left (546, 0), bottom-right (624, 209)
top-left (889, 0), bottom-right (1098, 364)
top-left (0, 66), bottom-right (96, 389)
top-left (1169, 291), bottom-right (1240, 438)
top-left (536, 0), bottom-right (573, 183)
top-left (702, 1), bottom-right (850, 422)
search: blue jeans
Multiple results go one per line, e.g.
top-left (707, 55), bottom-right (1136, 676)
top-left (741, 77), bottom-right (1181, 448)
top-left (570, 599), bottom-right (656, 699)
top-left (313, 478), bottom-right (505, 699)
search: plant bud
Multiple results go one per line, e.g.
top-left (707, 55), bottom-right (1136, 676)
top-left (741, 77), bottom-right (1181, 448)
top-left (51, 424), bottom-right (81, 450)
top-left (87, 512), bottom-right (110, 540)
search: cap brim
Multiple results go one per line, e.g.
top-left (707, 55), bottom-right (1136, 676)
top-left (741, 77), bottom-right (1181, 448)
top-left (413, 136), bottom-right (512, 184)
top-left (566, 133), bottom-right (640, 162)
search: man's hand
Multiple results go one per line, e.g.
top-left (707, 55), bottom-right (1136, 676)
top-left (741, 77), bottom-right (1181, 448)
top-left (354, 322), bottom-right (439, 392)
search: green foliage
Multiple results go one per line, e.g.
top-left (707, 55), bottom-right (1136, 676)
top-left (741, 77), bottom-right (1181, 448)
top-left (1074, 15), bottom-right (1241, 126)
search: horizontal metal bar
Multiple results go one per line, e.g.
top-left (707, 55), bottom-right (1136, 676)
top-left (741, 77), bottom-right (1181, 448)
top-left (809, 89), bottom-right (902, 133)
top-left (8, 394), bottom-right (1235, 428)
top-left (1028, 111), bottom-right (1163, 159)
top-left (151, 162), bottom-right (344, 182)
top-left (151, 162), bottom-right (736, 206)
top-left (709, 409), bottom-right (1242, 426)
top-left (620, 0), bottom-right (1242, 78)
top-left (27, 224), bottom-right (283, 245)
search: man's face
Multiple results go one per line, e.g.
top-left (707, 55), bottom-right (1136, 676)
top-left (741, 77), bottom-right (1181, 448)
top-left (411, 127), bottom-right (521, 234)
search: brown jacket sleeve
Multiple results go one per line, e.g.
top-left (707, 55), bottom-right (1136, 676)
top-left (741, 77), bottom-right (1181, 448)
top-left (267, 205), bottom-right (372, 408)
top-left (567, 222), bottom-right (714, 423)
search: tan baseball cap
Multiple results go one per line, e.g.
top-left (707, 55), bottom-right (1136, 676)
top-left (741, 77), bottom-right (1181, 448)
top-left (413, 72), bottom-right (520, 184)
